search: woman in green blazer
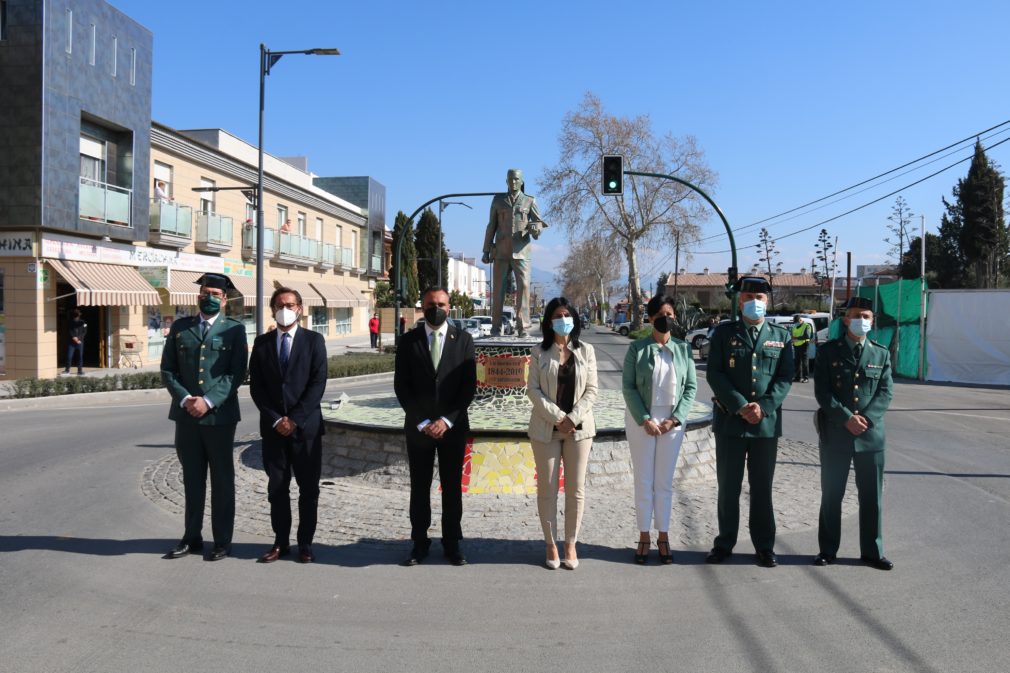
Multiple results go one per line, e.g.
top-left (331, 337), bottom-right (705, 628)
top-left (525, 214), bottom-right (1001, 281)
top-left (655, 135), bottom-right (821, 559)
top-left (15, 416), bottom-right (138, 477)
top-left (622, 295), bottom-right (697, 564)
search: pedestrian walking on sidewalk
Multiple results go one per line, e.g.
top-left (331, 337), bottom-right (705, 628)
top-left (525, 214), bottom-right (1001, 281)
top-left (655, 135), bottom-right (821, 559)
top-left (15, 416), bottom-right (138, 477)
top-left (65, 308), bottom-right (87, 375)
top-left (369, 313), bottom-right (380, 349)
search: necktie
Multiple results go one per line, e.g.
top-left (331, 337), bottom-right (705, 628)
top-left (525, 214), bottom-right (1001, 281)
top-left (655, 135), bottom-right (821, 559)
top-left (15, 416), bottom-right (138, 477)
top-left (201, 321), bottom-right (210, 339)
top-left (280, 332), bottom-right (290, 373)
top-left (750, 326), bottom-right (759, 343)
top-left (430, 330), bottom-right (441, 370)
top-left (854, 343), bottom-right (862, 360)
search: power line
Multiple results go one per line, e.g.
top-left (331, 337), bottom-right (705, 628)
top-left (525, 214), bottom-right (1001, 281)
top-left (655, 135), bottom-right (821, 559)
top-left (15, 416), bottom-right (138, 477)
top-left (695, 134), bottom-right (1010, 255)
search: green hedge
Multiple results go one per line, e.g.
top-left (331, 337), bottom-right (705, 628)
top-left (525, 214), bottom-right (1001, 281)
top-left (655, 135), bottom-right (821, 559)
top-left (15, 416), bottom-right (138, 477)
top-left (327, 352), bottom-right (395, 378)
top-left (5, 353), bottom-right (396, 399)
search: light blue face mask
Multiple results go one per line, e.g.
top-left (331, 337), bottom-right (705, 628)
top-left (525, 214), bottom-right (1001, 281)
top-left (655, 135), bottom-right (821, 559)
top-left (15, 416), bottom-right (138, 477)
top-left (742, 299), bottom-right (766, 321)
top-left (849, 317), bottom-right (872, 337)
top-left (552, 316), bottom-right (575, 336)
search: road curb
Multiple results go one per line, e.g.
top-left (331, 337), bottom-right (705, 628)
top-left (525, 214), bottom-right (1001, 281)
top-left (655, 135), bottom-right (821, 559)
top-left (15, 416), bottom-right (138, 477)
top-left (0, 370), bottom-right (395, 412)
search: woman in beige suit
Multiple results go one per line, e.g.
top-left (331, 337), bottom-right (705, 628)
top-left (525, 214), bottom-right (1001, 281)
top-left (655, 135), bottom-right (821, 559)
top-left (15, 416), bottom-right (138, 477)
top-left (527, 297), bottom-right (598, 569)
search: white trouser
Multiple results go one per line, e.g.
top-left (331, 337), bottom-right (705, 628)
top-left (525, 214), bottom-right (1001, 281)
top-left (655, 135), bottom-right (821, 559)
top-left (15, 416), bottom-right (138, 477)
top-left (625, 407), bottom-right (686, 532)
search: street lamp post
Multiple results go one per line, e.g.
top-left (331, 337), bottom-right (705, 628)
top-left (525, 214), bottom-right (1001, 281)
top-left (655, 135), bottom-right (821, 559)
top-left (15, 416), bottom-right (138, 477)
top-left (256, 44), bottom-right (339, 335)
top-left (436, 199), bottom-right (472, 288)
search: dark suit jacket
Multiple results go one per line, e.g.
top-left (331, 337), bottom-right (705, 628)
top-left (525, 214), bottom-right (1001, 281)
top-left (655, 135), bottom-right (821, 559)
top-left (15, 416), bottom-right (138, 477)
top-left (249, 327), bottom-right (328, 441)
top-left (161, 315), bottom-right (248, 426)
top-left (393, 323), bottom-right (476, 436)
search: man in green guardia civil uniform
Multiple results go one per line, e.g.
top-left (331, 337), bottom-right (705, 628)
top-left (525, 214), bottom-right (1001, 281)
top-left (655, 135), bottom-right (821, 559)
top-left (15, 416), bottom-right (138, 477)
top-left (160, 273), bottom-right (248, 562)
top-left (706, 277), bottom-right (794, 568)
top-left (813, 296), bottom-right (894, 571)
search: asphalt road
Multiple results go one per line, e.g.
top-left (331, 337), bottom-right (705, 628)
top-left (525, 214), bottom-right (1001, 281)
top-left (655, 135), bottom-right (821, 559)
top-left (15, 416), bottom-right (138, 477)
top-left (1, 326), bottom-right (1008, 672)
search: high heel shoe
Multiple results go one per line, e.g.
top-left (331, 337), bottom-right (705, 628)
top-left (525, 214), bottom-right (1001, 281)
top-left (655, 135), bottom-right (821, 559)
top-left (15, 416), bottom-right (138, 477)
top-left (545, 547), bottom-right (561, 569)
top-left (634, 540), bottom-right (650, 564)
top-left (657, 539), bottom-right (674, 565)
top-left (562, 557), bottom-right (579, 570)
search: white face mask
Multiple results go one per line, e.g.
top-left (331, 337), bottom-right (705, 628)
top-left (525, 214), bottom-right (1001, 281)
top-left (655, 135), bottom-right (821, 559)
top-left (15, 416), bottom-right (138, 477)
top-left (848, 317), bottom-right (872, 337)
top-left (275, 307), bottom-right (298, 327)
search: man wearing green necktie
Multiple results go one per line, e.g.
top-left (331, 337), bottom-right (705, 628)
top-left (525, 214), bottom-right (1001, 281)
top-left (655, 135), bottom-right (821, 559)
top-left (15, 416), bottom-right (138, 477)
top-left (813, 296), bottom-right (894, 571)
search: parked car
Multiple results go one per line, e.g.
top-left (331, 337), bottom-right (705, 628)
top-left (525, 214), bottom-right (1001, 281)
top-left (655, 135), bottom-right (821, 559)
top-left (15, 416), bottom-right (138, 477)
top-left (474, 316), bottom-right (493, 336)
top-left (613, 320), bottom-right (632, 336)
top-left (456, 318), bottom-right (482, 339)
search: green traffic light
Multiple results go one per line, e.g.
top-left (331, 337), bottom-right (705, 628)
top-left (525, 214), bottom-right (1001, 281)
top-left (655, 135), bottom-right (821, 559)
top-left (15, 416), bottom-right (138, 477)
top-left (608, 180), bottom-right (618, 189)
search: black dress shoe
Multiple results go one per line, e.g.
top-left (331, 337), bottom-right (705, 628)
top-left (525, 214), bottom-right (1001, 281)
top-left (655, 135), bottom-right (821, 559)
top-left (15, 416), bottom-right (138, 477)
top-left (164, 540), bottom-right (202, 559)
top-left (813, 552), bottom-right (836, 566)
top-left (298, 544), bottom-right (315, 564)
top-left (402, 541), bottom-right (431, 566)
top-left (444, 545), bottom-right (468, 566)
top-left (705, 547), bottom-right (733, 564)
top-left (206, 545), bottom-right (229, 562)
top-left (258, 545), bottom-right (290, 563)
top-left (861, 555), bottom-right (894, 571)
top-left (756, 550), bottom-right (778, 568)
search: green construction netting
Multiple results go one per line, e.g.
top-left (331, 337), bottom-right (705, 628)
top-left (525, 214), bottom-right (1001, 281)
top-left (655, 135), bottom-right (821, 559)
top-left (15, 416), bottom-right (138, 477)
top-left (853, 279), bottom-right (928, 378)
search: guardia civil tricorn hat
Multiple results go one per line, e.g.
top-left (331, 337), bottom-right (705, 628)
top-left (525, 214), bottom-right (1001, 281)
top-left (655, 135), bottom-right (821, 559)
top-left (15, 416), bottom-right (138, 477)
top-left (194, 273), bottom-right (236, 292)
top-left (734, 276), bottom-right (772, 294)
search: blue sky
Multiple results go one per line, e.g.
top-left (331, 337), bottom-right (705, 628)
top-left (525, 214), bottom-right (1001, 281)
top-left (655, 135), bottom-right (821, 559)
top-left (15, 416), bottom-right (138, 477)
top-left (114, 0), bottom-right (1010, 295)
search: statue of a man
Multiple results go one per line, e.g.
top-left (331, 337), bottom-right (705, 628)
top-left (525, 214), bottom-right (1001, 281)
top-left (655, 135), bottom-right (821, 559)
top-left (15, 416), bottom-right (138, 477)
top-left (482, 168), bottom-right (548, 337)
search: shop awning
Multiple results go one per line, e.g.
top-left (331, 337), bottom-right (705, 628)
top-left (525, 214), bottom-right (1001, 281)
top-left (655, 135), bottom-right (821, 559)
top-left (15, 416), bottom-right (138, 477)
top-left (309, 282), bottom-right (368, 308)
top-left (275, 279), bottom-right (325, 308)
top-left (165, 269), bottom-right (203, 305)
top-left (48, 259), bottom-right (161, 306)
top-left (227, 274), bottom-right (260, 308)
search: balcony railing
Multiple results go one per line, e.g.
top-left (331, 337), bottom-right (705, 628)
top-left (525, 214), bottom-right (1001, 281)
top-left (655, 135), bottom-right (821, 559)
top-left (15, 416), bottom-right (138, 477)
top-left (278, 232), bottom-right (321, 264)
top-left (339, 247), bottom-right (355, 270)
top-left (149, 199), bottom-right (193, 248)
top-left (195, 211), bottom-right (234, 254)
top-left (79, 177), bottom-right (132, 226)
top-left (241, 225), bottom-right (278, 259)
top-left (319, 243), bottom-right (337, 269)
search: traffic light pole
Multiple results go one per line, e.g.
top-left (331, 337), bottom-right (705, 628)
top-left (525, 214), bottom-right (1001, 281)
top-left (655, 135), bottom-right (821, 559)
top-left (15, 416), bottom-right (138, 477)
top-left (624, 170), bottom-right (739, 320)
top-left (393, 192), bottom-right (497, 344)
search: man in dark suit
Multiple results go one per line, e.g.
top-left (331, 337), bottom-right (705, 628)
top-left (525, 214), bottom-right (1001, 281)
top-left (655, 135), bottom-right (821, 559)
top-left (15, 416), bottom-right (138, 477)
top-left (249, 287), bottom-right (328, 564)
top-left (394, 286), bottom-right (476, 565)
top-left (160, 273), bottom-right (248, 561)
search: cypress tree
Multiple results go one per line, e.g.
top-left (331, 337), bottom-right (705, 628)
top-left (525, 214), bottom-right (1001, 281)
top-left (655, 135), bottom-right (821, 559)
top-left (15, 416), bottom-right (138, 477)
top-left (390, 211), bottom-right (419, 306)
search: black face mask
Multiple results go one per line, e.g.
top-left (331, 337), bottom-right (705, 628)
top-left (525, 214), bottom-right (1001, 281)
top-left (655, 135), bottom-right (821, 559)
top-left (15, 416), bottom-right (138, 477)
top-left (653, 315), bottom-right (674, 334)
top-left (424, 307), bottom-right (447, 327)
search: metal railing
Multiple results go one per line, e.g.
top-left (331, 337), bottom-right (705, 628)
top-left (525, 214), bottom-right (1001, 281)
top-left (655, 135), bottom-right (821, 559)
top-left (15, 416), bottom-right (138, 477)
top-left (149, 199), bottom-right (193, 238)
top-left (242, 225), bottom-right (278, 255)
top-left (79, 177), bottom-right (132, 226)
top-left (196, 211), bottom-right (234, 246)
top-left (278, 232), bottom-right (321, 261)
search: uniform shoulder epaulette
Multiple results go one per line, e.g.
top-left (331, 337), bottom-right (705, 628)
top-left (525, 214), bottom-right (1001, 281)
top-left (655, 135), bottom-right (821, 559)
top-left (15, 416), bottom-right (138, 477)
top-left (869, 339), bottom-right (886, 349)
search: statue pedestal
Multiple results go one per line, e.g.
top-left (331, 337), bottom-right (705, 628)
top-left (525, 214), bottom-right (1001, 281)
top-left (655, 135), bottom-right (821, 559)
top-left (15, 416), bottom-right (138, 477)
top-left (321, 335), bottom-right (716, 494)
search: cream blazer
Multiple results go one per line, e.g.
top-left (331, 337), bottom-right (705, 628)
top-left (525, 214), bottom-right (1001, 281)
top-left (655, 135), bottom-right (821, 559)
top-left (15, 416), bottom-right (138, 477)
top-left (526, 340), bottom-right (598, 442)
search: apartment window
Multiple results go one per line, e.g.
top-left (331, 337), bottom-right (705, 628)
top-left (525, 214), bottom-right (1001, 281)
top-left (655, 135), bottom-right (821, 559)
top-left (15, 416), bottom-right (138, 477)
top-left (277, 205), bottom-right (288, 231)
top-left (351, 229), bottom-right (359, 267)
top-left (65, 8), bottom-right (72, 53)
top-left (296, 212), bottom-right (307, 237)
top-left (315, 217), bottom-right (323, 241)
top-left (199, 178), bottom-right (215, 213)
top-left (79, 135), bottom-right (106, 182)
top-left (88, 24), bottom-right (95, 65)
top-left (334, 224), bottom-right (342, 247)
top-left (153, 162), bottom-right (173, 200)
top-left (130, 48), bottom-right (136, 85)
top-left (110, 36), bottom-right (117, 76)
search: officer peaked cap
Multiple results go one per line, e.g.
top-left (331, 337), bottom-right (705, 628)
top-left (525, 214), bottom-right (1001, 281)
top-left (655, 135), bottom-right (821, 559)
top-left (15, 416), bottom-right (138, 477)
top-left (194, 273), bottom-right (236, 292)
top-left (844, 296), bottom-right (874, 311)
top-left (735, 276), bottom-right (772, 293)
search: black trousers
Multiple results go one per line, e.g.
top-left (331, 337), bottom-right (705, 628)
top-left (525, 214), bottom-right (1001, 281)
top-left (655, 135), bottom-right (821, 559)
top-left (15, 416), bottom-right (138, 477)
top-left (794, 346), bottom-right (809, 380)
top-left (262, 430), bottom-right (323, 547)
top-left (406, 428), bottom-right (465, 545)
top-left (175, 423), bottom-right (236, 547)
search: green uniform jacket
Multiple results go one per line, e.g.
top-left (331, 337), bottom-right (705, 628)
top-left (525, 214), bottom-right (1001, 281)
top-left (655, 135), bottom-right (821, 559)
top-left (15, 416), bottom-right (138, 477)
top-left (622, 335), bottom-right (697, 427)
top-left (814, 337), bottom-right (893, 453)
top-left (160, 315), bottom-right (248, 426)
top-left (706, 320), bottom-right (795, 438)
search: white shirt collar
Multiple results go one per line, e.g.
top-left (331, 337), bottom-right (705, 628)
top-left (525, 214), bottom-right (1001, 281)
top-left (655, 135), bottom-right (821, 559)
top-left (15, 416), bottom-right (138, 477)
top-left (199, 312), bottom-right (221, 326)
top-left (424, 321), bottom-right (449, 340)
top-left (277, 323), bottom-right (299, 341)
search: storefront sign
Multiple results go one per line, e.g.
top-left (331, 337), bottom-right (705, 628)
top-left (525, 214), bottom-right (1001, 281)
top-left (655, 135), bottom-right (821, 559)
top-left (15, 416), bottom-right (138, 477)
top-left (41, 233), bottom-right (224, 273)
top-left (138, 266), bottom-right (169, 289)
top-left (0, 232), bottom-right (36, 257)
